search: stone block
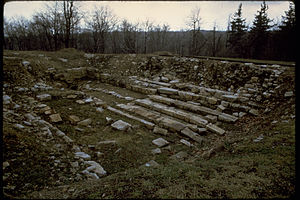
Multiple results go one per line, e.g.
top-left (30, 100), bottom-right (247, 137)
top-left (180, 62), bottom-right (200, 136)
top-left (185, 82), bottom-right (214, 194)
top-left (152, 138), bottom-right (169, 147)
top-left (49, 113), bottom-right (62, 123)
top-left (206, 123), bottom-right (225, 135)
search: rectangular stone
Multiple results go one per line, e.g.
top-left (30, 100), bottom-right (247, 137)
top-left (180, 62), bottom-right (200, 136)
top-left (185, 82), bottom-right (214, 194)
top-left (107, 106), bottom-right (155, 130)
top-left (218, 113), bottom-right (238, 123)
top-left (221, 94), bottom-right (238, 102)
top-left (158, 117), bottom-right (186, 132)
top-left (157, 87), bottom-right (178, 95)
top-left (206, 123), bottom-right (226, 135)
top-left (152, 138), bottom-right (169, 147)
top-left (180, 127), bottom-right (203, 144)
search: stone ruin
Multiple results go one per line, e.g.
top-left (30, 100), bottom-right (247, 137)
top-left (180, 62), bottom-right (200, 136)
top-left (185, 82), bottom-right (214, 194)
top-left (3, 53), bottom-right (295, 189)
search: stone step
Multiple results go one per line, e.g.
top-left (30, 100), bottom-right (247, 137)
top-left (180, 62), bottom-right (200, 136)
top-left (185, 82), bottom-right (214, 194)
top-left (134, 98), bottom-right (208, 127)
top-left (107, 106), bottom-right (155, 130)
top-left (126, 79), bottom-right (258, 115)
top-left (148, 95), bottom-right (238, 123)
top-left (115, 103), bottom-right (209, 141)
top-left (116, 102), bottom-right (226, 136)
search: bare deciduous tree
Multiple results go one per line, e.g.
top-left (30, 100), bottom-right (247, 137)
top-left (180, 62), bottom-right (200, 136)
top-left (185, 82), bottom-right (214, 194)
top-left (87, 5), bottom-right (118, 53)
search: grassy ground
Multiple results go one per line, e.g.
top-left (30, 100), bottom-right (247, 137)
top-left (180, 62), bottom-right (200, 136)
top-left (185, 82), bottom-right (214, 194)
top-left (25, 118), bottom-right (295, 199)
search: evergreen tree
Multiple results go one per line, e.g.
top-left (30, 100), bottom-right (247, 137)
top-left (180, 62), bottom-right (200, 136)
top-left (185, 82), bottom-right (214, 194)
top-left (249, 1), bottom-right (273, 59)
top-left (275, 2), bottom-right (296, 61)
top-left (228, 3), bottom-right (247, 58)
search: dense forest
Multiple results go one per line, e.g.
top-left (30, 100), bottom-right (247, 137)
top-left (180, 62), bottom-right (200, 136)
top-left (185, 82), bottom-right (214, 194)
top-left (3, 1), bottom-right (296, 61)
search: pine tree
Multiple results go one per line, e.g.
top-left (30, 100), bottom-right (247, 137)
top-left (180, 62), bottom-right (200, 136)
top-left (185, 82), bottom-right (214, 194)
top-left (249, 1), bottom-right (273, 59)
top-left (228, 3), bottom-right (247, 58)
top-left (276, 2), bottom-right (296, 60)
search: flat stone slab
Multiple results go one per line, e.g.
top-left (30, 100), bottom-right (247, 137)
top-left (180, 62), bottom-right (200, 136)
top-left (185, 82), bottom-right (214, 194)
top-left (206, 123), bottom-right (226, 135)
top-left (153, 126), bottom-right (168, 136)
top-left (170, 151), bottom-right (188, 160)
top-left (151, 148), bottom-right (162, 154)
top-left (78, 118), bottom-right (92, 126)
top-left (68, 115), bottom-right (80, 124)
top-left (180, 127), bottom-right (203, 144)
top-left (180, 139), bottom-right (193, 147)
top-left (49, 113), bottom-right (62, 123)
top-left (36, 94), bottom-right (52, 101)
top-left (111, 120), bottom-right (131, 131)
top-left (98, 140), bottom-right (117, 145)
top-left (157, 87), bottom-right (178, 95)
top-left (152, 137), bottom-right (170, 147)
top-left (84, 161), bottom-right (107, 177)
top-left (74, 152), bottom-right (91, 160)
top-left (145, 160), bottom-right (160, 167)
top-left (108, 106), bottom-right (155, 130)
top-left (158, 117), bottom-right (186, 132)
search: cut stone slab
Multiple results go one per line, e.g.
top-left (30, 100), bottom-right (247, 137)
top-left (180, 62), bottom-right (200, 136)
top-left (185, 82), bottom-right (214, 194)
top-left (76, 100), bottom-right (85, 104)
top-left (206, 123), bottom-right (225, 135)
top-left (68, 115), bottom-right (80, 124)
top-left (108, 106), bottom-right (155, 130)
top-left (25, 113), bottom-right (36, 121)
top-left (218, 113), bottom-right (238, 123)
top-left (151, 148), bottom-right (162, 154)
top-left (78, 118), bottom-right (92, 126)
top-left (98, 140), bottom-right (117, 145)
top-left (157, 87), bottom-right (178, 95)
top-left (14, 124), bottom-right (25, 129)
top-left (170, 151), bottom-right (188, 160)
top-left (158, 117), bottom-right (186, 132)
top-left (84, 161), bottom-right (107, 177)
top-left (249, 109), bottom-right (259, 116)
top-left (180, 139), bottom-right (194, 147)
top-left (152, 137), bottom-right (170, 147)
top-left (284, 91), bottom-right (293, 98)
top-left (145, 160), bottom-right (159, 167)
top-left (49, 113), bottom-right (62, 123)
top-left (153, 126), bottom-right (168, 136)
top-left (74, 152), bottom-right (91, 160)
top-left (221, 94), bottom-right (238, 102)
top-left (111, 120), bottom-right (131, 131)
top-left (180, 127), bottom-right (203, 144)
top-left (36, 94), bottom-right (52, 101)
top-left (66, 94), bottom-right (77, 99)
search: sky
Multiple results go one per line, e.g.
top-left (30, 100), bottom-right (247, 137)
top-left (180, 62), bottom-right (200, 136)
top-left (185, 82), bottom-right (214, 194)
top-left (4, 1), bottom-right (292, 31)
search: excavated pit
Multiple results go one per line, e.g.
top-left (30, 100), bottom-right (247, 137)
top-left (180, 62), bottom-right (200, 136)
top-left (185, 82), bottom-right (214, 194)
top-left (3, 50), bottom-right (295, 198)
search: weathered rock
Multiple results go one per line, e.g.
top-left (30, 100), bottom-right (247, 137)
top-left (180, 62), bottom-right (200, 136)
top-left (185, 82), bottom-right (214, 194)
top-left (111, 120), bottom-right (131, 131)
top-left (68, 115), bottom-right (80, 124)
top-left (145, 160), bottom-right (159, 167)
top-left (180, 127), bottom-right (203, 144)
top-left (157, 87), bottom-right (178, 95)
top-left (249, 109), bottom-right (259, 116)
top-left (84, 161), bottom-right (107, 177)
top-left (170, 151), bottom-right (188, 160)
top-left (152, 137), bottom-right (170, 147)
top-left (36, 94), bottom-right (52, 101)
top-left (14, 124), bottom-right (24, 129)
top-left (74, 152), bottom-right (91, 160)
top-left (78, 118), bottom-right (92, 126)
top-left (180, 139), bottom-right (193, 147)
top-left (25, 113), bottom-right (36, 121)
top-left (206, 123), bottom-right (225, 135)
top-left (284, 91), bottom-right (293, 98)
top-left (66, 94), bottom-right (77, 99)
top-left (98, 140), bottom-right (117, 145)
top-left (151, 148), bottom-right (162, 154)
top-left (153, 126), bottom-right (168, 136)
top-left (3, 95), bottom-right (11, 104)
top-left (49, 113), bottom-right (62, 123)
